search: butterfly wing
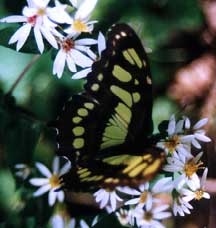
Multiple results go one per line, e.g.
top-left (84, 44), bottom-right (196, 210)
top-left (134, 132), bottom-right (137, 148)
top-left (61, 147), bottom-right (165, 191)
top-left (53, 23), bottom-right (154, 164)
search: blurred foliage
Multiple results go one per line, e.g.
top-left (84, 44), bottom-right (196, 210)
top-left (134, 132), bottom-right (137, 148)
top-left (0, 0), bottom-right (209, 227)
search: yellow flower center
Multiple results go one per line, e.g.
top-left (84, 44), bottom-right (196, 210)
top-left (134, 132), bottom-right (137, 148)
top-left (144, 211), bottom-right (153, 221)
top-left (164, 135), bottom-right (180, 153)
top-left (139, 191), bottom-right (148, 203)
top-left (37, 8), bottom-right (46, 16)
top-left (73, 20), bottom-right (89, 32)
top-left (195, 190), bottom-right (204, 200)
top-left (49, 174), bottom-right (61, 188)
top-left (62, 39), bottom-right (75, 52)
top-left (184, 159), bottom-right (203, 178)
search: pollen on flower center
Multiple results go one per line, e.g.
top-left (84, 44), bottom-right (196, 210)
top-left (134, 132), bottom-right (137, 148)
top-left (139, 191), bottom-right (148, 203)
top-left (144, 211), bottom-right (153, 221)
top-left (184, 159), bottom-right (203, 177)
top-left (37, 8), bottom-right (46, 16)
top-left (49, 174), bottom-right (61, 188)
top-left (62, 39), bottom-right (75, 52)
top-left (27, 15), bottom-right (37, 25)
top-left (73, 20), bottom-right (89, 32)
top-left (195, 190), bottom-right (204, 200)
top-left (164, 135), bottom-right (180, 152)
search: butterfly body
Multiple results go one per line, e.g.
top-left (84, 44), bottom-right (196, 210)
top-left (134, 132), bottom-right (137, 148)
top-left (52, 24), bottom-right (165, 191)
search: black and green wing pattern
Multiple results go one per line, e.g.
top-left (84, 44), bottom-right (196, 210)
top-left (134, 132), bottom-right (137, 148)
top-left (52, 23), bottom-right (165, 190)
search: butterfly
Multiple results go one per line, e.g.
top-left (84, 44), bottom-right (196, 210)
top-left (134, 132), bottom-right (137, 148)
top-left (52, 23), bottom-right (165, 191)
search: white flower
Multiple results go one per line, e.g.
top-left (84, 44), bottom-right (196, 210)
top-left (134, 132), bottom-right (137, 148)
top-left (72, 31), bottom-right (106, 79)
top-left (173, 195), bottom-right (193, 216)
top-left (182, 168), bottom-right (210, 202)
top-left (163, 151), bottom-right (204, 190)
top-left (0, 0), bottom-right (71, 53)
top-left (51, 214), bottom-right (76, 228)
top-left (93, 188), bottom-right (123, 212)
top-left (53, 36), bottom-right (97, 78)
top-left (120, 178), bottom-right (173, 210)
top-left (115, 208), bottom-right (135, 227)
top-left (14, 163), bottom-right (31, 180)
top-left (65, 0), bottom-right (98, 36)
top-left (134, 205), bottom-right (171, 228)
top-left (29, 156), bottom-right (71, 206)
top-left (157, 115), bottom-right (192, 156)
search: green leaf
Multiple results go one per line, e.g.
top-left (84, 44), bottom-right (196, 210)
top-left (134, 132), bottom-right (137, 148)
top-left (0, 93), bottom-right (43, 166)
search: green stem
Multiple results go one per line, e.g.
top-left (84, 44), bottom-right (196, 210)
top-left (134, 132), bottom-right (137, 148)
top-left (6, 54), bottom-right (40, 95)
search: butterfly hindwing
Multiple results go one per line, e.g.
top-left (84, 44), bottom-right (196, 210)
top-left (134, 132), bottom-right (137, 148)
top-left (61, 147), bottom-right (165, 191)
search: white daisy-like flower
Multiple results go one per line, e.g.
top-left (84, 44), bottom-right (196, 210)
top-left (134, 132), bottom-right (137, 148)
top-left (51, 214), bottom-right (76, 228)
top-left (65, 0), bottom-right (98, 36)
top-left (0, 0), bottom-right (71, 53)
top-left (29, 156), bottom-right (71, 206)
top-left (53, 36), bottom-right (97, 78)
top-left (184, 117), bottom-right (211, 149)
top-left (93, 188), bottom-right (123, 212)
top-left (182, 168), bottom-right (210, 202)
top-left (134, 205), bottom-right (171, 228)
top-left (157, 115), bottom-right (192, 156)
top-left (72, 31), bottom-right (106, 79)
top-left (172, 195), bottom-right (193, 216)
top-left (14, 163), bottom-right (31, 180)
top-left (115, 208), bottom-right (135, 227)
top-left (163, 151), bottom-right (204, 190)
top-left (120, 178), bottom-right (173, 210)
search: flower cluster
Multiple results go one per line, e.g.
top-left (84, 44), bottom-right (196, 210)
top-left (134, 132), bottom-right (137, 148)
top-left (90, 116), bottom-right (211, 228)
top-left (0, 0), bottom-right (105, 79)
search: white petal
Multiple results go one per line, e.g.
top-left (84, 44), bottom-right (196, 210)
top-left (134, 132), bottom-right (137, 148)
top-left (193, 118), bottom-right (208, 129)
top-left (0, 15), bottom-right (27, 23)
top-left (71, 49), bottom-right (93, 67)
top-left (66, 54), bottom-right (77, 72)
top-left (68, 218), bottom-right (76, 228)
top-left (184, 117), bottom-right (191, 129)
top-left (201, 168), bottom-right (208, 187)
top-left (203, 192), bottom-right (210, 199)
top-left (53, 50), bottom-right (66, 78)
top-left (72, 68), bottom-right (91, 79)
top-left (48, 7), bottom-right (72, 24)
top-left (48, 190), bottom-right (57, 206)
top-left (9, 24), bottom-right (31, 51)
top-left (191, 138), bottom-right (201, 149)
top-left (125, 198), bottom-right (139, 205)
top-left (57, 191), bottom-right (64, 202)
top-left (75, 0), bottom-right (98, 21)
top-left (40, 26), bottom-right (58, 49)
top-left (153, 211), bottom-right (171, 220)
top-left (32, 0), bottom-right (50, 8)
top-left (110, 193), bottom-right (117, 211)
top-left (194, 133), bottom-right (211, 142)
top-left (36, 162), bottom-right (52, 178)
top-left (51, 214), bottom-right (64, 228)
top-left (180, 135), bottom-right (194, 143)
top-left (52, 157), bottom-right (60, 174)
top-left (100, 193), bottom-right (109, 208)
top-left (22, 6), bottom-right (37, 17)
top-left (152, 177), bottom-right (173, 193)
top-left (98, 32), bottom-right (106, 56)
top-left (34, 25), bottom-right (44, 53)
top-left (167, 115), bottom-right (175, 135)
top-left (75, 38), bottom-right (97, 46)
top-left (59, 161), bottom-right (71, 176)
top-left (80, 220), bottom-right (89, 228)
top-left (29, 178), bottom-right (49, 186)
top-left (15, 164), bottom-right (26, 168)
top-left (176, 119), bottom-right (184, 133)
top-left (33, 184), bottom-right (51, 197)
top-left (153, 204), bottom-right (169, 213)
